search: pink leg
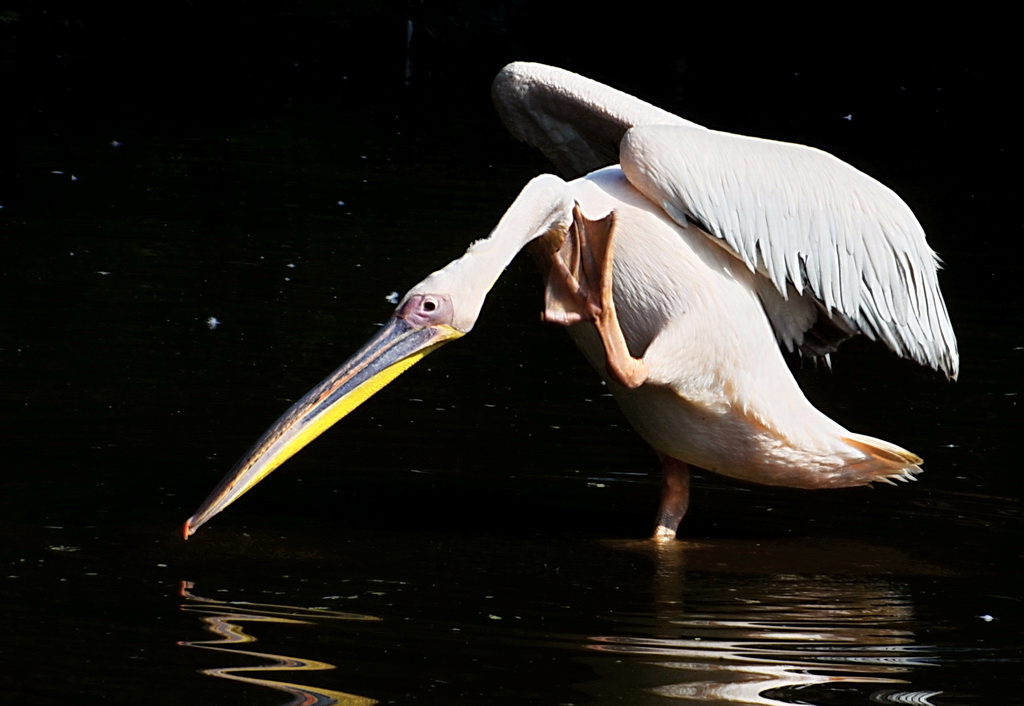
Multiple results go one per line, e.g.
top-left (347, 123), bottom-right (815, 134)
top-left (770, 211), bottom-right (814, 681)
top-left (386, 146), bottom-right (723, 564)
top-left (653, 457), bottom-right (690, 541)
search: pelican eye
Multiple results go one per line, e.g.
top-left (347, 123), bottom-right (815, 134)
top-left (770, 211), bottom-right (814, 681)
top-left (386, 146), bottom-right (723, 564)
top-left (396, 293), bottom-right (454, 328)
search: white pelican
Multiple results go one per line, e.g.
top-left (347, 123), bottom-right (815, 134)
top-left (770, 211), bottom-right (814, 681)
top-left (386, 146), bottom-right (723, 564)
top-left (184, 62), bottom-right (958, 540)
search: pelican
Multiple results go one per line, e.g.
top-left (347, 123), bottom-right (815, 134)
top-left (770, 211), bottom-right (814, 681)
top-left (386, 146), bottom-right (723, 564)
top-left (184, 62), bottom-right (958, 541)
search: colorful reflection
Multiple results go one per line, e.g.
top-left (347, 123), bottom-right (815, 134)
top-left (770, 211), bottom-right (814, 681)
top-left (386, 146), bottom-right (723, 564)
top-left (178, 581), bottom-right (380, 706)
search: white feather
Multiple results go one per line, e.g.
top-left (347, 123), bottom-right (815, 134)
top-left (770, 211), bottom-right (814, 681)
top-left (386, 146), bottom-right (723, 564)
top-left (620, 125), bottom-right (958, 378)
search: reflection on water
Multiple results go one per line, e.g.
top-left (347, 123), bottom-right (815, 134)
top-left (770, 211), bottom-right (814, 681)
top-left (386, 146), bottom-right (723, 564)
top-left (178, 581), bottom-right (380, 706)
top-left (587, 542), bottom-right (943, 705)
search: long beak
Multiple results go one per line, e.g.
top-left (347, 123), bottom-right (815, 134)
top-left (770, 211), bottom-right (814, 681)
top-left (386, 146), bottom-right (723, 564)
top-left (184, 315), bottom-right (463, 538)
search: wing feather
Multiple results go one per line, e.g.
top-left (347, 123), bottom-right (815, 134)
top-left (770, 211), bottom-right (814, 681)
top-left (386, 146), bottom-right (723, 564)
top-left (492, 62), bottom-right (700, 178)
top-left (491, 62), bottom-right (958, 378)
top-left (621, 125), bottom-right (958, 378)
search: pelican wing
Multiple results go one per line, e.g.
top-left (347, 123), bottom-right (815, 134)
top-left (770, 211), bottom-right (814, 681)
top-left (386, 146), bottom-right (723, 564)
top-left (620, 124), bottom-right (959, 378)
top-left (493, 62), bottom-right (701, 178)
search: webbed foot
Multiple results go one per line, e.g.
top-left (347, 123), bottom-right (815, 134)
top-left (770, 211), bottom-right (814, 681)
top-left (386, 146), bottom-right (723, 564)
top-left (542, 205), bottom-right (648, 389)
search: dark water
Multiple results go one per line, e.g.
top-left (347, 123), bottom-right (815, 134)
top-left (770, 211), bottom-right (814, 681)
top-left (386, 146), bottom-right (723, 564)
top-left (1, 9), bottom-right (1020, 705)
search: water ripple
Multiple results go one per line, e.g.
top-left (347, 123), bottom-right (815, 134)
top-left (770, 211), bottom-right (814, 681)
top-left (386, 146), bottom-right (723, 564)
top-left (178, 581), bottom-right (380, 706)
top-left (585, 561), bottom-right (943, 705)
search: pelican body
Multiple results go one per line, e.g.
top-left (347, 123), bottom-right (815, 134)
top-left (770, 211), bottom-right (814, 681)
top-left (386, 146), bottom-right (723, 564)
top-left (549, 168), bottom-right (916, 488)
top-left (184, 63), bottom-right (957, 541)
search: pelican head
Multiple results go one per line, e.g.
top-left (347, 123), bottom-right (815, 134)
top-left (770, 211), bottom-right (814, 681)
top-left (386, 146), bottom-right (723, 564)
top-left (182, 287), bottom-right (462, 538)
top-left (184, 176), bottom-right (575, 537)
